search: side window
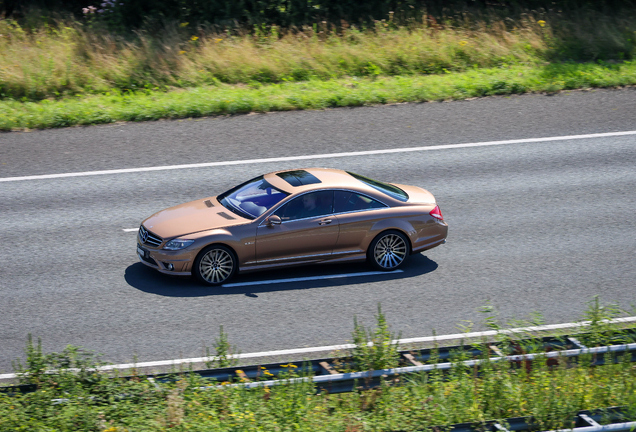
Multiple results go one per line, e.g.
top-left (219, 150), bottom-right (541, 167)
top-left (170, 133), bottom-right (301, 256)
top-left (274, 190), bottom-right (334, 221)
top-left (334, 191), bottom-right (385, 213)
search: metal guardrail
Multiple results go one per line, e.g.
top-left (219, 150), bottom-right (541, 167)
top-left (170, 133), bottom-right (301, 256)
top-left (165, 329), bottom-right (636, 393)
top-left (201, 341), bottom-right (636, 395)
top-left (4, 316), bottom-right (635, 381)
top-left (3, 330), bottom-right (636, 396)
top-left (443, 407), bottom-right (636, 432)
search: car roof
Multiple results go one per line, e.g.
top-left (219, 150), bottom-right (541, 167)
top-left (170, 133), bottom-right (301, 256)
top-left (264, 168), bottom-right (371, 194)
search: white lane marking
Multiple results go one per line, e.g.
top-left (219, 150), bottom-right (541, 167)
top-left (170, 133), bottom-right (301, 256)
top-left (122, 228), bottom-right (138, 232)
top-left (222, 270), bottom-right (403, 287)
top-left (3, 130), bottom-right (636, 183)
top-left (2, 316), bottom-right (634, 379)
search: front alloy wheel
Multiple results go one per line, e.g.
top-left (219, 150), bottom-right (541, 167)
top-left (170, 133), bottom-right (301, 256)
top-left (194, 245), bottom-right (237, 285)
top-left (369, 230), bottom-right (409, 270)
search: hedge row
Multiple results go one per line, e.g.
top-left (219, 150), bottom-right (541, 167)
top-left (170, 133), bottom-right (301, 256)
top-left (3, 0), bottom-right (636, 29)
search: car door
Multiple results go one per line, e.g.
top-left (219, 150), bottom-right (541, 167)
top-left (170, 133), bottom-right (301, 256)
top-left (331, 190), bottom-right (388, 255)
top-left (255, 190), bottom-right (339, 264)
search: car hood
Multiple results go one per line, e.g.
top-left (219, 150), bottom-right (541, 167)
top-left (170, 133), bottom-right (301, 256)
top-left (142, 197), bottom-right (249, 239)
top-left (393, 183), bottom-right (437, 205)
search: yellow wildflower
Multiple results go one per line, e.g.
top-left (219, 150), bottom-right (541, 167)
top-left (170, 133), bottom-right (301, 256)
top-left (191, 35), bottom-right (199, 41)
top-left (537, 20), bottom-right (546, 27)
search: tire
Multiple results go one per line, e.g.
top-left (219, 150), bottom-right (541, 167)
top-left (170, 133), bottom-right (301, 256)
top-left (367, 230), bottom-right (410, 271)
top-left (193, 245), bottom-right (237, 286)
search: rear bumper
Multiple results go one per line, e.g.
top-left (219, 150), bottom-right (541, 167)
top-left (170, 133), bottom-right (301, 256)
top-left (412, 237), bottom-right (446, 253)
top-left (412, 222), bottom-right (448, 253)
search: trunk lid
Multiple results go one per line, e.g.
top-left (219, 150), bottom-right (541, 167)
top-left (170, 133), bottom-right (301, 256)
top-left (393, 183), bottom-right (437, 205)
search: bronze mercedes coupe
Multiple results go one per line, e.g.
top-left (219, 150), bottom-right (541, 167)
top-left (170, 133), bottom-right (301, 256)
top-left (137, 168), bottom-right (448, 285)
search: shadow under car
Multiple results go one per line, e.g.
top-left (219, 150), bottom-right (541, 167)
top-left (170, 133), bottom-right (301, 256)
top-left (124, 253), bottom-right (439, 298)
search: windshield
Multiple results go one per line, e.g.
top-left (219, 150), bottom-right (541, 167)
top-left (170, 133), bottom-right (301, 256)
top-left (346, 171), bottom-right (409, 202)
top-left (218, 176), bottom-right (289, 219)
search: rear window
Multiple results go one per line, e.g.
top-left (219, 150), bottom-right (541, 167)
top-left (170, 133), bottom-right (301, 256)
top-left (334, 191), bottom-right (386, 213)
top-left (346, 172), bottom-right (409, 202)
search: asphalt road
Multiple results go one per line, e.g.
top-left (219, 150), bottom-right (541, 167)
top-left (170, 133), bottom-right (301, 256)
top-left (1, 89), bottom-right (635, 373)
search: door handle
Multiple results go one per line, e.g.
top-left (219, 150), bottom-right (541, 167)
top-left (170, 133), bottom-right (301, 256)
top-left (318, 219), bottom-right (332, 225)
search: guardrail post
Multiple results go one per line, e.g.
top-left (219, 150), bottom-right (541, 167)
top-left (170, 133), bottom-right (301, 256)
top-left (494, 423), bottom-right (511, 432)
top-left (579, 414), bottom-right (601, 428)
top-left (403, 353), bottom-right (423, 366)
top-left (319, 361), bottom-right (338, 375)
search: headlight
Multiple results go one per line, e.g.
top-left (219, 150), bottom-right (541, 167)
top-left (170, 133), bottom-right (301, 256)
top-left (163, 239), bottom-right (195, 250)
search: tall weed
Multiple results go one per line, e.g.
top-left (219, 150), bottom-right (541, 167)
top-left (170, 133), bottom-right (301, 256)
top-left (351, 304), bottom-right (401, 372)
top-left (2, 8), bottom-right (636, 101)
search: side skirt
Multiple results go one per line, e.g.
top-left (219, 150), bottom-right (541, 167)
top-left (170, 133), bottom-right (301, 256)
top-left (238, 253), bottom-right (367, 274)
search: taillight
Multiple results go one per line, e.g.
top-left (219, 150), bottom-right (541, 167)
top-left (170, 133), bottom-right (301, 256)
top-left (429, 205), bottom-right (443, 221)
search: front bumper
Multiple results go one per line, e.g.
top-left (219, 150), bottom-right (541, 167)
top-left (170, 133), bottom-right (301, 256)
top-left (137, 242), bottom-right (194, 276)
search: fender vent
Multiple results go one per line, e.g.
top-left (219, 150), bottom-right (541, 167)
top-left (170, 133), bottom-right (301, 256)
top-left (217, 212), bottom-right (235, 220)
top-left (204, 199), bottom-right (214, 208)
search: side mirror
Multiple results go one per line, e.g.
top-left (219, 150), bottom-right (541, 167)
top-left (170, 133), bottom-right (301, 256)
top-left (266, 215), bottom-right (282, 226)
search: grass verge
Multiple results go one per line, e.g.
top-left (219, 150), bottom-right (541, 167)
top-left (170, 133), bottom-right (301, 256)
top-left (2, 353), bottom-right (635, 431)
top-left (2, 60), bottom-right (636, 131)
top-left (2, 298), bottom-right (635, 431)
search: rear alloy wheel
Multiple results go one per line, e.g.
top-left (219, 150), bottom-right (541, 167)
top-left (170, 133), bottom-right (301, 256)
top-left (368, 230), bottom-right (409, 271)
top-left (194, 245), bottom-right (237, 286)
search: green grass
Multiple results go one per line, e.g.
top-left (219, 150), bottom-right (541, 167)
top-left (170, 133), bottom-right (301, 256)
top-left (1, 60), bottom-right (635, 131)
top-left (2, 338), bottom-right (635, 431)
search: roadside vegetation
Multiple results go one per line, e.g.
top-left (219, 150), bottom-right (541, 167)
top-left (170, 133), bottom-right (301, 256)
top-left (2, 61), bottom-right (635, 130)
top-left (2, 4), bottom-right (636, 130)
top-left (1, 297), bottom-right (635, 431)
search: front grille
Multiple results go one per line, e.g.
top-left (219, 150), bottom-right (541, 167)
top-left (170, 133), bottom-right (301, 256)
top-left (139, 225), bottom-right (163, 247)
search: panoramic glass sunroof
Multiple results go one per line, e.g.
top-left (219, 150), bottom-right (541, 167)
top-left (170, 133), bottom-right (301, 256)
top-left (276, 170), bottom-right (322, 187)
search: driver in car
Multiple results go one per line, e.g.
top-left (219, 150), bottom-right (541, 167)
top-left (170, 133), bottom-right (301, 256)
top-left (296, 193), bottom-right (328, 220)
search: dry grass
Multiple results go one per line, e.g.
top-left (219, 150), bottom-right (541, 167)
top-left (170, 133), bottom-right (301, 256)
top-left (5, 10), bottom-right (632, 101)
